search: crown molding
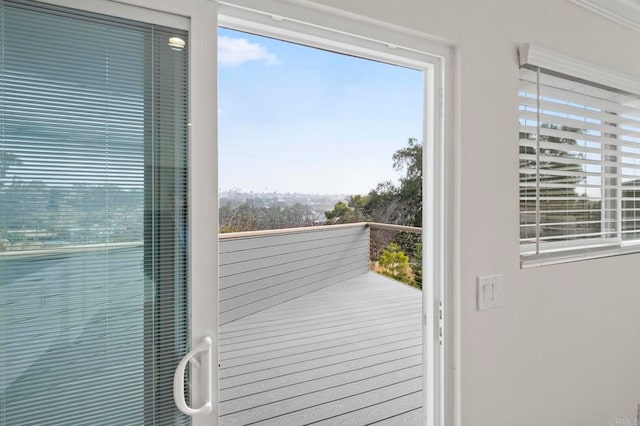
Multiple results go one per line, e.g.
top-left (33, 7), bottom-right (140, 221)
top-left (569, 0), bottom-right (640, 32)
top-left (518, 43), bottom-right (640, 95)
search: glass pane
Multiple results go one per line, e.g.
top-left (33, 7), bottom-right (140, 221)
top-left (0, 2), bottom-right (189, 425)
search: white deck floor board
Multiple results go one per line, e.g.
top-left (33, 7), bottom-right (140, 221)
top-left (220, 312), bottom-right (420, 354)
top-left (310, 391), bottom-right (423, 426)
top-left (221, 361), bottom-right (422, 416)
top-left (219, 305), bottom-right (420, 344)
top-left (219, 272), bottom-right (423, 425)
top-left (219, 335), bottom-right (421, 380)
top-left (219, 300), bottom-right (420, 335)
top-left (368, 408), bottom-right (424, 425)
top-left (220, 318), bottom-right (420, 361)
top-left (220, 348), bottom-right (421, 398)
top-left (249, 379), bottom-right (422, 426)
top-left (233, 296), bottom-right (418, 323)
top-left (220, 329), bottom-right (420, 371)
top-left (224, 368), bottom-right (422, 425)
top-left (220, 346), bottom-right (421, 391)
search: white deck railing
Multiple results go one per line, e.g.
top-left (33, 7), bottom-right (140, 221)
top-left (219, 222), bottom-right (423, 323)
top-left (219, 223), bottom-right (370, 324)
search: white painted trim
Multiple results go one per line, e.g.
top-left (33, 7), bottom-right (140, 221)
top-left (219, 3), bottom-right (457, 425)
top-left (446, 44), bottom-right (461, 426)
top-left (31, 0), bottom-right (219, 424)
top-left (219, 1), bottom-right (446, 70)
top-left (518, 43), bottom-right (640, 95)
top-left (569, 0), bottom-right (640, 32)
top-left (220, 0), bottom-right (452, 58)
top-left (187, 4), bottom-right (219, 424)
top-left (520, 237), bottom-right (622, 255)
top-left (423, 58), bottom-right (440, 426)
top-left (521, 242), bottom-right (640, 268)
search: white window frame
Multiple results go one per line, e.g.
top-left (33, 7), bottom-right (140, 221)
top-left (519, 43), bottom-right (640, 267)
top-left (218, 1), bottom-right (456, 425)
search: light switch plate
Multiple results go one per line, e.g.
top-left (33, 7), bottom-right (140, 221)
top-left (477, 274), bottom-right (504, 311)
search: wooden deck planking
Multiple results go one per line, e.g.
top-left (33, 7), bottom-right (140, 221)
top-left (230, 291), bottom-right (420, 325)
top-left (219, 305), bottom-right (420, 346)
top-left (220, 358), bottom-right (422, 417)
top-left (219, 333), bottom-right (420, 379)
top-left (219, 315), bottom-right (420, 356)
top-left (220, 326), bottom-right (421, 378)
top-left (219, 272), bottom-right (423, 425)
top-left (219, 346), bottom-right (421, 393)
top-left (219, 300), bottom-right (421, 335)
top-left (309, 391), bottom-right (423, 426)
top-left (225, 373), bottom-right (422, 425)
top-left (219, 328), bottom-right (420, 371)
top-left (368, 408), bottom-right (424, 425)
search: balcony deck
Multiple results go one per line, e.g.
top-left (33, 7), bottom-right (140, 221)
top-left (218, 271), bottom-right (423, 426)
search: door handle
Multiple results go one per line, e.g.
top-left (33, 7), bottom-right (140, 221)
top-left (173, 336), bottom-right (213, 416)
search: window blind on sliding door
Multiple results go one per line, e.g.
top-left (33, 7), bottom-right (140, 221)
top-left (0, 1), bottom-right (189, 425)
top-left (519, 67), bottom-right (640, 257)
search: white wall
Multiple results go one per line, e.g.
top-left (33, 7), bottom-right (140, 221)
top-left (306, 1), bottom-right (640, 425)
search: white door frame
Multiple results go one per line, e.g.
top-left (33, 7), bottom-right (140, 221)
top-left (30, 1), bottom-right (459, 425)
top-left (32, 0), bottom-right (218, 424)
top-left (218, 1), bottom-right (457, 425)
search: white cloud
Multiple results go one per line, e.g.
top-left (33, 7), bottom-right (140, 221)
top-left (218, 36), bottom-right (279, 67)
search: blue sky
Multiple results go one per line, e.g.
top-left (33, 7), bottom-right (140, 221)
top-left (218, 28), bottom-right (423, 195)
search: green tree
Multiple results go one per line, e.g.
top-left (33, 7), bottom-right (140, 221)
top-left (325, 138), bottom-right (423, 227)
top-left (392, 137), bottom-right (422, 227)
top-left (411, 242), bottom-right (422, 289)
top-left (0, 150), bottom-right (21, 241)
top-left (324, 201), bottom-right (351, 224)
top-left (219, 199), bottom-right (315, 232)
top-left (324, 195), bottom-right (369, 224)
top-left (377, 243), bottom-right (414, 286)
top-left (519, 124), bottom-right (591, 241)
top-left (0, 150), bottom-right (21, 188)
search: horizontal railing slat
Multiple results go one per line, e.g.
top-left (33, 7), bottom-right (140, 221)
top-left (221, 255), bottom-right (369, 314)
top-left (220, 249), bottom-right (368, 301)
top-left (220, 263), bottom-right (367, 325)
top-left (219, 225), bottom-right (367, 253)
top-left (220, 247), bottom-right (368, 290)
top-left (219, 232), bottom-right (367, 266)
top-left (219, 226), bottom-right (369, 324)
top-left (220, 236), bottom-right (367, 277)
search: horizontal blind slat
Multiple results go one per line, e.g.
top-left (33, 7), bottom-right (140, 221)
top-left (1, 2), bottom-right (189, 425)
top-left (519, 67), bottom-right (640, 254)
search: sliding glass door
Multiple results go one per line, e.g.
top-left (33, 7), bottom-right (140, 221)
top-left (0, 1), bottom-right (216, 424)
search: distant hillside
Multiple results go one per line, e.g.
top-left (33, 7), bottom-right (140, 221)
top-left (218, 191), bottom-right (347, 232)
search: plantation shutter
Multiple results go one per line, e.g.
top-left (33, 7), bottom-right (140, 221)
top-left (518, 66), bottom-right (640, 259)
top-left (0, 1), bottom-right (190, 425)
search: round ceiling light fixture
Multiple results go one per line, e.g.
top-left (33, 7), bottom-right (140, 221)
top-left (168, 36), bottom-right (186, 51)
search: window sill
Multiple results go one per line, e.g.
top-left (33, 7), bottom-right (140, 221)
top-left (520, 243), bottom-right (640, 268)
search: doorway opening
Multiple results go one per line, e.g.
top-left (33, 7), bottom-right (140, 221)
top-left (216, 5), bottom-right (443, 424)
